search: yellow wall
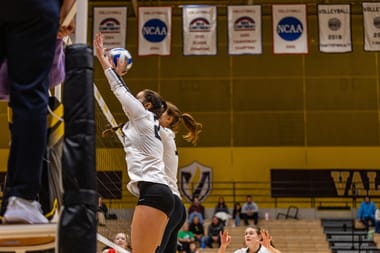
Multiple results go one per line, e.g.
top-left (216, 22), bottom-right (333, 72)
top-left (2, 1), bottom-right (380, 209)
top-left (1, 146), bottom-right (380, 181)
top-left (178, 146), bottom-right (380, 181)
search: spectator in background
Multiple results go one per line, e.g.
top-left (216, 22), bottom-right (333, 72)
top-left (97, 195), bottom-right (108, 226)
top-left (188, 241), bottom-right (200, 253)
top-left (102, 232), bottom-right (131, 253)
top-left (232, 202), bottom-right (242, 227)
top-left (357, 196), bottom-right (376, 230)
top-left (189, 215), bottom-right (205, 245)
top-left (188, 196), bottom-right (205, 224)
top-left (375, 206), bottom-right (380, 233)
top-left (214, 196), bottom-right (231, 226)
top-left (241, 195), bottom-right (259, 225)
top-left (178, 222), bottom-right (195, 253)
top-left (201, 215), bottom-right (224, 249)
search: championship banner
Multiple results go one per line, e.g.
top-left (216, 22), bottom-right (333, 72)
top-left (318, 4), bottom-right (352, 53)
top-left (138, 6), bottom-right (172, 56)
top-left (93, 7), bottom-right (127, 51)
top-left (228, 5), bottom-right (262, 55)
top-left (182, 5), bottom-right (217, 55)
top-left (363, 2), bottom-right (380, 51)
top-left (272, 4), bottom-right (308, 54)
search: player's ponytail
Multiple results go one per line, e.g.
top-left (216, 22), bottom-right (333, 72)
top-left (181, 113), bottom-right (202, 145)
top-left (165, 102), bottom-right (202, 145)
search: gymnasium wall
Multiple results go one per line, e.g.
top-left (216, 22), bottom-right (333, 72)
top-left (1, 1), bottom-right (380, 209)
top-left (92, 2), bottom-right (380, 149)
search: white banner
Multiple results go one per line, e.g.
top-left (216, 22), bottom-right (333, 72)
top-left (93, 7), bottom-right (127, 51)
top-left (138, 7), bottom-right (172, 56)
top-left (318, 4), bottom-right (352, 53)
top-left (363, 2), bottom-right (380, 51)
top-left (228, 5), bottom-right (262, 55)
top-left (272, 4), bottom-right (308, 54)
top-left (182, 5), bottom-right (217, 55)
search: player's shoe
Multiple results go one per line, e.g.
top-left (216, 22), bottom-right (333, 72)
top-left (3, 196), bottom-right (49, 224)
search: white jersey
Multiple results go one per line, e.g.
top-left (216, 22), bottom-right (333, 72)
top-left (104, 68), bottom-right (168, 197)
top-left (160, 127), bottom-right (181, 197)
top-left (234, 246), bottom-right (271, 253)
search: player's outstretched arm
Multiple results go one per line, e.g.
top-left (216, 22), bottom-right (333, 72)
top-left (94, 32), bottom-right (113, 70)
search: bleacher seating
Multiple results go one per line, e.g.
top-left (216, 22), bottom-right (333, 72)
top-left (261, 219), bottom-right (330, 253)
top-left (201, 219), bottom-right (331, 253)
top-left (100, 217), bottom-right (380, 253)
top-left (97, 218), bottom-right (332, 253)
top-left (321, 218), bottom-right (380, 253)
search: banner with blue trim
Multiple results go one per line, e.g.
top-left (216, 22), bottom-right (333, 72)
top-left (138, 6), bottom-right (172, 56)
top-left (272, 4), bottom-right (308, 54)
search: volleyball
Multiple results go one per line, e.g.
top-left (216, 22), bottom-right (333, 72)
top-left (108, 48), bottom-right (133, 72)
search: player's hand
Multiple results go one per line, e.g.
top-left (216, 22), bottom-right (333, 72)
top-left (115, 58), bottom-right (128, 76)
top-left (257, 229), bottom-right (272, 248)
top-left (57, 23), bottom-right (75, 39)
top-left (219, 231), bottom-right (231, 248)
top-left (94, 33), bottom-right (112, 70)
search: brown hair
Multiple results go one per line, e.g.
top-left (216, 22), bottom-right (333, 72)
top-left (245, 226), bottom-right (276, 248)
top-left (102, 89), bottom-right (166, 137)
top-left (165, 102), bottom-right (202, 145)
top-left (140, 89), bottom-right (167, 118)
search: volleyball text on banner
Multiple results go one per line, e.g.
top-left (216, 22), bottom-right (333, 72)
top-left (318, 4), bottom-right (352, 53)
top-left (363, 2), bottom-right (380, 51)
top-left (182, 5), bottom-right (217, 55)
top-left (93, 7), bottom-right (127, 52)
top-left (228, 5), bottom-right (262, 55)
top-left (138, 6), bottom-right (172, 56)
top-left (272, 4), bottom-right (308, 54)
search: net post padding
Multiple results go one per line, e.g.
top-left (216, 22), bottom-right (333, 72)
top-left (58, 44), bottom-right (97, 253)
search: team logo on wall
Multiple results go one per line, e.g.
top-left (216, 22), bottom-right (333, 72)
top-left (179, 161), bottom-right (212, 202)
top-left (99, 18), bottom-right (121, 33)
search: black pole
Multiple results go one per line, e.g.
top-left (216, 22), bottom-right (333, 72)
top-left (58, 44), bottom-right (97, 253)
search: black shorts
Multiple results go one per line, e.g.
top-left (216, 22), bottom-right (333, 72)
top-left (137, 181), bottom-right (174, 217)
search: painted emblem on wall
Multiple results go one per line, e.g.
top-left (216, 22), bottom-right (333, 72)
top-left (179, 161), bottom-right (212, 203)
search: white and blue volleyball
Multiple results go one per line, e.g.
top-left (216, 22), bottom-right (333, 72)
top-left (109, 48), bottom-right (133, 72)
